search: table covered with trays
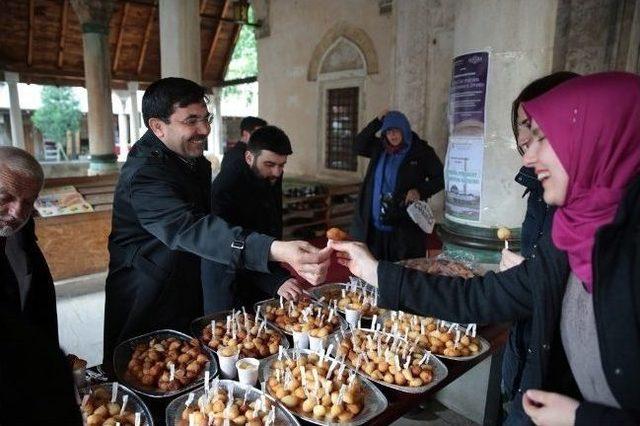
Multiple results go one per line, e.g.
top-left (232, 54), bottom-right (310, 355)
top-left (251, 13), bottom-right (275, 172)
top-left (84, 320), bottom-right (507, 426)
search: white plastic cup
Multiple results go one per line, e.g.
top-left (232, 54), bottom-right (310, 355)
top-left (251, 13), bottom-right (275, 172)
top-left (308, 334), bottom-right (327, 352)
top-left (292, 330), bottom-right (309, 349)
top-left (344, 307), bottom-right (361, 329)
top-left (218, 351), bottom-right (240, 379)
top-left (235, 358), bottom-right (260, 386)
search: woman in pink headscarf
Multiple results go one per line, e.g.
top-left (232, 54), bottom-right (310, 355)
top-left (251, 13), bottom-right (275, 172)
top-left (330, 72), bottom-right (640, 425)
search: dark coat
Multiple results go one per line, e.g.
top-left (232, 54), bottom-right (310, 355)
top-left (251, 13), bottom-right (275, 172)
top-left (503, 167), bottom-right (555, 402)
top-left (378, 174), bottom-right (640, 425)
top-left (104, 131), bottom-right (275, 367)
top-left (1, 217), bottom-right (59, 346)
top-left (351, 118), bottom-right (444, 260)
top-left (0, 299), bottom-right (82, 425)
top-left (201, 144), bottom-right (290, 313)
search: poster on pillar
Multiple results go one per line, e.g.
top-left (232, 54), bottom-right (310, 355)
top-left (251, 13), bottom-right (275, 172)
top-left (444, 51), bottom-right (489, 224)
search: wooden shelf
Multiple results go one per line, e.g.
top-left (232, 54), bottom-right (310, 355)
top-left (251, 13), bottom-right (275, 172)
top-left (280, 180), bottom-right (360, 238)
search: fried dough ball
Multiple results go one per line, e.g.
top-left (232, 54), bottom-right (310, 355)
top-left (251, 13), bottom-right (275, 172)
top-left (178, 388), bottom-right (275, 426)
top-left (126, 336), bottom-right (208, 392)
top-left (264, 353), bottom-right (364, 423)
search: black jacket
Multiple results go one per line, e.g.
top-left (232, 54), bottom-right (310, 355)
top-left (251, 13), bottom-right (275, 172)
top-left (378, 175), bottom-right (640, 425)
top-left (503, 167), bottom-right (556, 402)
top-left (104, 131), bottom-right (275, 367)
top-left (351, 118), bottom-right (444, 259)
top-left (201, 144), bottom-right (290, 313)
top-left (1, 218), bottom-right (59, 346)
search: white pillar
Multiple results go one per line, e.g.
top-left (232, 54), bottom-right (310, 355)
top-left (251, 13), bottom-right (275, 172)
top-left (4, 71), bottom-right (25, 150)
top-left (209, 87), bottom-right (223, 158)
top-left (127, 81), bottom-right (141, 142)
top-left (159, 0), bottom-right (202, 82)
top-left (116, 92), bottom-right (129, 161)
top-left (439, 0), bottom-right (559, 262)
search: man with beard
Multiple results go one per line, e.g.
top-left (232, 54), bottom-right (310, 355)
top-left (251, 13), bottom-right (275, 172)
top-left (105, 79), bottom-right (329, 369)
top-left (0, 147), bottom-right (82, 424)
top-left (201, 126), bottom-right (300, 312)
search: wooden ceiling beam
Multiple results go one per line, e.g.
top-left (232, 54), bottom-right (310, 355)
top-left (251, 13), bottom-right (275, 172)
top-left (204, 0), bottom-right (231, 75)
top-left (137, 0), bottom-right (157, 75)
top-left (220, 23), bottom-right (242, 81)
top-left (113, 2), bottom-right (130, 73)
top-left (199, 0), bottom-right (208, 14)
top-left (57, 0), bottom-right (69, 68)
top-left (27, 0), bottom-right (35, 66)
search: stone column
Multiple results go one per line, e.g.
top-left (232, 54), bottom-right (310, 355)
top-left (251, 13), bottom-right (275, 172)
top-left (115, 91), bottom-right (129, 161)
top-left (392, 0), bottom-right (455, 222)
top-left (439, 0), bottom-right (559, 262)
top-left (127, 81), bottom-right (141, 143)
top-left (4, 71), bottom-right (25, 150)
top-left (71, 0), bottom-right (117, 175)
top-left (208, 87), bottom-right (223, 158)
top-left (158, 0), bottom-right (202, 82)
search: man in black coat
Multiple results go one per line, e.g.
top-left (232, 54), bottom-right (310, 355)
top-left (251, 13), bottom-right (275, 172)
top-left (202, 125), bottom-right (302, 313)
top-left (351, 110), bottom-right (444, 261)
top-left (105, 78), bottom-right (329, 369)
top-left (0, 147), bottom-right (82, 424)
top-left (221, 116), bottom-right (267, 170)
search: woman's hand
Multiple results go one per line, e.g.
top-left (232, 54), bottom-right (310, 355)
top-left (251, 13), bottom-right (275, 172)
top-left (499, 248), bottom-right (525, 271)
top-left (327, 240), bottom-right (379, 287)
top-left (378, 108), bottom-right (389, 121)
top-left (405, 189), bottom-right (421, 205)
top-left (522, 389), bottom-right (579, 426)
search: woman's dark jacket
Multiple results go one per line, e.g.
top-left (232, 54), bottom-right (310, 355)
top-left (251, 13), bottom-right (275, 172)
top-left (351, 118), bottom-right (444, 259)
top-left (502, 167), bottom-right (555, 403)
top-left (378, 174), bottom-right (640, 425)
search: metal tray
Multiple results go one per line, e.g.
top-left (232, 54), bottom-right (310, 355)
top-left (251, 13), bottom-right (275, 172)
top-left (166, 379), bottom-right (299, 426)
top-left (331, 329), bottom-right (448, 394)
top-left (254, 298), bottom-right (348, 338)
top-left (309, 282), bottom-right (386, 321)
top-left (258, 348), bottom-right (388, 425)
top-left (113, 329), bottom-right (219, 399)
top-left (79, 382), bottom-right (154, 426)
top-left (377, 311), bottom-right (490, 361)
top-left (190, 310), bottom-right (290, 363)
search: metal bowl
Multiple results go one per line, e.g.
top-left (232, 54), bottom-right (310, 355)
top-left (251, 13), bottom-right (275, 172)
top-left (309, 282), bottom-right (385, 321)
top-left (253, 298), bottom-right (348, 338)
top-left (190, 310), bottom-right (290, 363)
top-left (377, 311), bottom-right (490, 361)
top-left (165, 379), bottom-right (300, 426)
top-left (331, 329), bottom-right (449, 394)
top-left (258, 348), bottom-right (388, 425)
top-left (79, 382), bottom-right (154, 426)
top-left (113, 329), bottom-right (219, 399)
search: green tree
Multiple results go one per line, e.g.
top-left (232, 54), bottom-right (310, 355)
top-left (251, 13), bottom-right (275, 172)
top-left (223, 7), bottom-right (258, 105)
top-left (32, 86), bottom-right (82, 148)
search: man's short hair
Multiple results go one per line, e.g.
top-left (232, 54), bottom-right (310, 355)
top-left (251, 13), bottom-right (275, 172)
top-left (240, 116), bottom-right (267, 133)
top-left (142, 77), bottom-right (208, 128)
top-left (0, 147), bottom-right (44, 185)
top-left (248, 126), bottom-right (293, 156)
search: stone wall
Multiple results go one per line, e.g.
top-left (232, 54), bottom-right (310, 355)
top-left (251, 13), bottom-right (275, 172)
top-left (255, 0), bottom-right (394, 179)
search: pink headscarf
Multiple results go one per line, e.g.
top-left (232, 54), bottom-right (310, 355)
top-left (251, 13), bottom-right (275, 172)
top-left (523, 72), bottom-right (640, 291)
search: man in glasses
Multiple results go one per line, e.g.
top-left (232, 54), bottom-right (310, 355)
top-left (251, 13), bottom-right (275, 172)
top-left (104, 78), bottom-right (330, 371)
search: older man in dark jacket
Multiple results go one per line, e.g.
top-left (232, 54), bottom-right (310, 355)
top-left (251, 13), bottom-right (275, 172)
top-left (0, 147), bottom-right (82, 424)
top-left (105, 78), bottom-right (329, 369)
top-left (202, 126), bottom-right (302, 313)
top-left (351, 110), bottom-right (444, 261)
